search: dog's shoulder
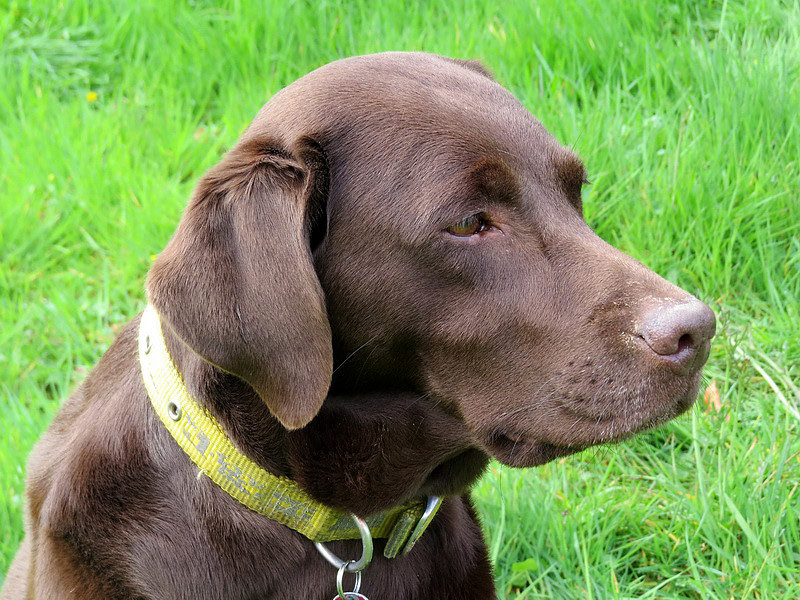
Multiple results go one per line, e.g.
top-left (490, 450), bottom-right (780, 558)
top-left (26, 316), bottom-right (155, 536)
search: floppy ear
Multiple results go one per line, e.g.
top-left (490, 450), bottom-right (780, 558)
top-left (146, 137), bottom-right (332, 429)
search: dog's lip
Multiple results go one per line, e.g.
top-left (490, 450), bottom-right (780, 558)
top-left (479, 388), bottom-right (698, 468)
top-left (555, 373), bottom-right (700, 431)
top-left (557, 401), bottom-right (615, 423)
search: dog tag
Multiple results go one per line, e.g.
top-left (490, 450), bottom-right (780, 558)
top-left (332, 594), bottom-right (369, 600)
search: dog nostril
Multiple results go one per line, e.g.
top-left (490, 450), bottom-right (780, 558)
top-left (637, 299), bottom-right (716, 368)
top-left (676, 333), bottom-right (693, 353)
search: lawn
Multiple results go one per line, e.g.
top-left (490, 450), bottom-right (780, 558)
top-left (1, 0), bottom-right (798, 597)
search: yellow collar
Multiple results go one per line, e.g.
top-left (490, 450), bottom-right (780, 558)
top-left (137, 304), bottom-right (440, 558)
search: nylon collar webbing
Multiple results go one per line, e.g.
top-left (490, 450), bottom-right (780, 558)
top-left (137, 304), bottom-right (440, 558)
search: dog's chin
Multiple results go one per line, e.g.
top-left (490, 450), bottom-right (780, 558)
top-left (482, 433), bottom-right (586, 468)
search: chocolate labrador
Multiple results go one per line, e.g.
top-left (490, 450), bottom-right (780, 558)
top-left (2, 52), bottom-right (715, 599)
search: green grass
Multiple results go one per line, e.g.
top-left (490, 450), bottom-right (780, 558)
top-left (1, 0), bottom-right (798, 597)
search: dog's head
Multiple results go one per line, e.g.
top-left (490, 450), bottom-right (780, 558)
top-left (148, 52), bottom-right (715, 468)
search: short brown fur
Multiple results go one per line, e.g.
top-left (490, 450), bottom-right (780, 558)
top-left (2, 52), bottom-right (714, 599)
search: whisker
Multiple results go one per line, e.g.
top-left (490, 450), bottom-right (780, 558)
top-left (331, 334), bottom-right (381, 375)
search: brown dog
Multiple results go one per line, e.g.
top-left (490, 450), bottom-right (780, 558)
top-left (2, 52), bottom-right (715, 599)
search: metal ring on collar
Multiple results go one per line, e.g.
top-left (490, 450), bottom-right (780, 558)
top-left (314, 514), bottom-right (373, 572)
top-left (336, 561), bottom-right (362, 598)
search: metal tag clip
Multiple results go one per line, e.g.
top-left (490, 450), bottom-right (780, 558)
top-left (401, 496), bottom-right (442, 555)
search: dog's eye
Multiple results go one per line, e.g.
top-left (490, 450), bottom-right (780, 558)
top-left (447, 214), bottom-right (490, 237)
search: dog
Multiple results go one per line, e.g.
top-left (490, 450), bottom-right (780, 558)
top-left (2, 52), bottom-right (715, 599)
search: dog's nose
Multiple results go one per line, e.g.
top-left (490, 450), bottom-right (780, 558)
top-left (636, 299), bottom-right (716, 372)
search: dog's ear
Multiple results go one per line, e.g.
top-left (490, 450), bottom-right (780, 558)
top-left (147, 137), bottom-right (332, 429)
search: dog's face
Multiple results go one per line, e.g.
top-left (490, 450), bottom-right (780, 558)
top-left (149, 53), bottom-right (715, 468)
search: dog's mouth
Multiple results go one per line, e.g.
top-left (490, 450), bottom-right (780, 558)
top-left (480, 388), bottom-right (698, 468)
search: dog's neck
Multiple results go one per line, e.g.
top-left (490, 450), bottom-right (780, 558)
top-left (161, 326), bottom-right (488, 516)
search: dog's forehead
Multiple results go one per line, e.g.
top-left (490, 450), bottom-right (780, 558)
top-left (245, 53), bottom-right (579, 223)
top-left (248, 52), bottom-right (563, 163)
